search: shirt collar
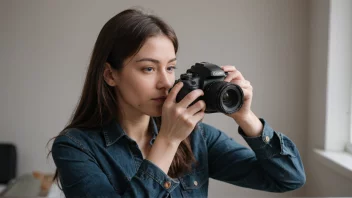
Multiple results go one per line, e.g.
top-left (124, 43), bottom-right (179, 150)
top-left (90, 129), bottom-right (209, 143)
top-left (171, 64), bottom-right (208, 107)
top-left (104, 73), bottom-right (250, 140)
top-left (102, 117), bottom-right (159, 147)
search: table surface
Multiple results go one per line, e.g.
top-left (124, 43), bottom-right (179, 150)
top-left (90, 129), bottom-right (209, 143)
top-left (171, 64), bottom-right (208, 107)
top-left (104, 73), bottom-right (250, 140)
top-left (1, 174), bottom-right (41, 197)
top-left (0, 184), bottom-right (6, 194)
top-left (0, 174), bottom-right (65, 197)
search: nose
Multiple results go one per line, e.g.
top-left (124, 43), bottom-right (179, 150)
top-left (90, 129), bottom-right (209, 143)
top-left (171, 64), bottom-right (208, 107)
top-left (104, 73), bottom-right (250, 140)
top-left (156, 70), bottom-right (174, 90)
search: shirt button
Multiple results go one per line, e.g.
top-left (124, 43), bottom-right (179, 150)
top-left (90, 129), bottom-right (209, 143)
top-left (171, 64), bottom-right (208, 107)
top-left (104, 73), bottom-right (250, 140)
top-left (194, 180), bottom-right (198, 186)
top-left (164, 181), bottom-right (171, 189)
top-left (264, 136), bottom-right (270, 143)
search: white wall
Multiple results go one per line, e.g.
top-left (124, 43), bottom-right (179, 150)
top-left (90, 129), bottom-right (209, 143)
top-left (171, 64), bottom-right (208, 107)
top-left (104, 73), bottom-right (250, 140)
top-left (305, 0), bottom-right (352, 196)
top-left (0, 0), bottom-right (309, 196)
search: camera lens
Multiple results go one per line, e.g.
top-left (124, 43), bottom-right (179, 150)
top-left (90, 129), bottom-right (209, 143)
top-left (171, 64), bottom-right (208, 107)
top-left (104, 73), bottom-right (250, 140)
top-left (222, 90), bottom-right (238, 108)
top-left (203, 81), bottom-right (243, 114)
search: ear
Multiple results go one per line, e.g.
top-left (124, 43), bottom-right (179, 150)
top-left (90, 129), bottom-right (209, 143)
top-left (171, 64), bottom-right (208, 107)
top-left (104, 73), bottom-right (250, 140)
top-left (103, 62), bottom-right (118, 87)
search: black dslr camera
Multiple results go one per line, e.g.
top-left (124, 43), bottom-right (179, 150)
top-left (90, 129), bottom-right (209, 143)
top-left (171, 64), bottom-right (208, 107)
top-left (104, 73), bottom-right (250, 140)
top-left (174, 62), bottom-right (244, 114)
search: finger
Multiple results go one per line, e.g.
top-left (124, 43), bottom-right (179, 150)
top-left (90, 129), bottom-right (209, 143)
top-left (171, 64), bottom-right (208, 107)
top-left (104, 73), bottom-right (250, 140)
top-left (186, 100), bottom-right (206, 115)
top-left (221, 65), bottom-right (237, 72)
top-left (189, 110), bottom-right (205, 125)
top-left (165, 81), bottom-right (183, 104)
top-left (224, 70), bottom-right (245, 82)
top-left (178, 89), bottom-right (204, 108)
top-left (241, 88), bottom-right (252, 100)
top-left (231, 80), bottom-right (251, 89)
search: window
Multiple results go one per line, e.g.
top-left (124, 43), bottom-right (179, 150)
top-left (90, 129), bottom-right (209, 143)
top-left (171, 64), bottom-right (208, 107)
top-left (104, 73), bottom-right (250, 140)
top-left (313, 0), bottom-right (352, 182)
top-left (347, 85), bottom-right (352, 154)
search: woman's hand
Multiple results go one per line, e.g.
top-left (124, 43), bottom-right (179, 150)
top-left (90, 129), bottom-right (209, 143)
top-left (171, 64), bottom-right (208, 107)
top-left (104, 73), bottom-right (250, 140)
top-left (159, 82), bottom-right (206, 145)
top-left (221, 65), bottom-right (253, 119)
top-left (147, 82), bottom-right (205, 174)
top-left (221, 65), bottom-right (263, 137)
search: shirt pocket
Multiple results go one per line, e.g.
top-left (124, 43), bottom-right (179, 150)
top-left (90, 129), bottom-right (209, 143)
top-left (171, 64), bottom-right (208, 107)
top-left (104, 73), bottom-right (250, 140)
top-left (179, 168), bottom-right (208, 197)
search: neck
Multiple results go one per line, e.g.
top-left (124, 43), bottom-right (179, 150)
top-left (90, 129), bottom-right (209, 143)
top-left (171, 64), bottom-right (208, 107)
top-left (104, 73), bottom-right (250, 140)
top-left (118, 112), bottom-right (151, 143)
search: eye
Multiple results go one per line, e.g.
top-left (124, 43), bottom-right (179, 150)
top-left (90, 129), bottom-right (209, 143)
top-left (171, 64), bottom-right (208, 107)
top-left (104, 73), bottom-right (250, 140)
top-left (167, 66), bottom-right (177, 72)
top-left (143, 67), bottom-right (155, 72)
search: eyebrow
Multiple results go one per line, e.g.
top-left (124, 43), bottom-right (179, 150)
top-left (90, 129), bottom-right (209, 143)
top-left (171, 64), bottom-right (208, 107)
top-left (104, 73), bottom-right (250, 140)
top-left (135, 57), bottom-right (177, 64)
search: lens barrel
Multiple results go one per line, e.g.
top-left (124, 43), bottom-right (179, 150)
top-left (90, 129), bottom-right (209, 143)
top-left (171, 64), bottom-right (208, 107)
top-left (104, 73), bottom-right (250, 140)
top-left (204, 81), bottom-right (243, 114)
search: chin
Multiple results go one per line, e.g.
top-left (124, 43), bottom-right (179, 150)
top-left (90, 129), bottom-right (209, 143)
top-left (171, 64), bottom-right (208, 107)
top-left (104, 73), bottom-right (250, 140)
top-left (145, 107), bottom-right (162, 117)
top-left (148, 111), bottom-right (162, 117)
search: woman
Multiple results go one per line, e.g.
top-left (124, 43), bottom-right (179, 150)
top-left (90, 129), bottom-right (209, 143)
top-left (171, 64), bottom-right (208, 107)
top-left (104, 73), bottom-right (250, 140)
top-left (50, 8), bottom-right (305, 197)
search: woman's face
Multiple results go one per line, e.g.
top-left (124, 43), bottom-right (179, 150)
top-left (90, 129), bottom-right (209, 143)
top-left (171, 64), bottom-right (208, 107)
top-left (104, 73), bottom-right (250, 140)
top-left (113, 35), bottom-right (177, 117)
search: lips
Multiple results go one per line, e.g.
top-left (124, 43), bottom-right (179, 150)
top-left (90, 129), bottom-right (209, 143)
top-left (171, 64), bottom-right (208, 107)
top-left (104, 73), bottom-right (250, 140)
top-left (152, 96), bottom-right (167, 100)
top-left (152, 95), bottom-right (167, 103)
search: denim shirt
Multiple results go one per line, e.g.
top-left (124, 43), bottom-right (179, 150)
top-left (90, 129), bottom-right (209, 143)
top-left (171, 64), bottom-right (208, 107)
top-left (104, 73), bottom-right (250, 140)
top-left (52, 118), bottom-right (306, 198)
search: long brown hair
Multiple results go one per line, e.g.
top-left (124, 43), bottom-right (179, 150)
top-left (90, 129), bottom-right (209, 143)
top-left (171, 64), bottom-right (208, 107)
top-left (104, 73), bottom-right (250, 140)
top-left (48, 8), bottom-right (196, 184)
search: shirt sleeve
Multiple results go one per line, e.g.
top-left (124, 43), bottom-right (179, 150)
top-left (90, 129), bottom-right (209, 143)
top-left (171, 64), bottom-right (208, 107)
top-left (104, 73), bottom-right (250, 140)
top-left (52, 133), bottom-right (178, 198)
top-left (201, 118), bottom-right (306, 192)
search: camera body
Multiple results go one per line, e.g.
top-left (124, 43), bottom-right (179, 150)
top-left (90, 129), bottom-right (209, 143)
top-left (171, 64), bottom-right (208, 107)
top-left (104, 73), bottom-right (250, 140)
top-left (175, 62), bottom-right (244, 114)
